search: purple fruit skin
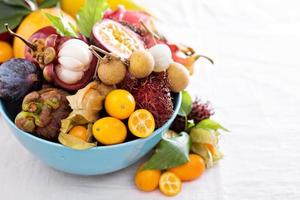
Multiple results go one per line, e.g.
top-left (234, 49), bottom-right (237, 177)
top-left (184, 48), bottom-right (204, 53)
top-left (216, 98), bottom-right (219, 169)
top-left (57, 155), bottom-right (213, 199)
top-left (0, 58), bottom-right (42, 102)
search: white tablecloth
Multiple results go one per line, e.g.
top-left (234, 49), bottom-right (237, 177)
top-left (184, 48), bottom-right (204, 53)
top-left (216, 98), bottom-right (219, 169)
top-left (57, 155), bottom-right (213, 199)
top-left (1, 0), bottom-right (300, 199)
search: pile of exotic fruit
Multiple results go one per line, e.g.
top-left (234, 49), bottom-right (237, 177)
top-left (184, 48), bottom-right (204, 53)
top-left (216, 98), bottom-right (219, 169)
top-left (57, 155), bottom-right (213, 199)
top-left (0, 0), bottom-right (227, 197)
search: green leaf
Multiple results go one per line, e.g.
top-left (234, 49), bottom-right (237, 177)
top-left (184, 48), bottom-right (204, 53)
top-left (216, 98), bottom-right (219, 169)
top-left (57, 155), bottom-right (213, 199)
top-left (38, 0), bottom-right (58, 9)
top-left (196, 119), bottom-right (229, 132)
top-left (76, 0), bottom-right (108, 37)
top-left (45, 13), bottom-right (78, 37)
top-left (0, 2), bottom-right (31, 33)
top-left (0, 14), bottom-right (24, 33)
top-left (178, 91), bottom-right (192, 117)
top-left (187, 120), bottom-right (195, 129)
top-left (0, 0), bottom-right (29, 8)
top-left (143, 131), bottom-right (190, 170)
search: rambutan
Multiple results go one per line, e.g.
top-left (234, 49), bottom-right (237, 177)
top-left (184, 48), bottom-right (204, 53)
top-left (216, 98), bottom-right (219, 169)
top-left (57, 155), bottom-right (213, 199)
top-left (170, 98), bottom-right (214, 132)
top-left (189, 98), bottom-right (214, 123)
top-left (118, 72), bottom-right (173, 128)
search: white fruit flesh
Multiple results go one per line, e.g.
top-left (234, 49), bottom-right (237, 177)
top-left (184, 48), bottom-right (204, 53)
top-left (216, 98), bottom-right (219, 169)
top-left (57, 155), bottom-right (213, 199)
top-left (59, 43), bottom-right (92, 66)
top-left (58, 57), bottom-right (85, 72)
top-left (57, 39), bottom-right (93, 84)
top-left (55, 65), bottom-right (84, 84)
top-left (149, 44), bottom-right (173, 72)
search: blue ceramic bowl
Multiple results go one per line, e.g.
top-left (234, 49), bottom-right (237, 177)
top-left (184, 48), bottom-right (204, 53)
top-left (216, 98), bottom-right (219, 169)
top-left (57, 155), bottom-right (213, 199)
top-left (0, 93), bottom-right (181, 175)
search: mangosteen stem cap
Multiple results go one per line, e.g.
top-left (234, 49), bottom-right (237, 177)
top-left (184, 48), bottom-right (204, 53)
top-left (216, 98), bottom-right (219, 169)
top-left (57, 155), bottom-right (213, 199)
top-left (5, 23), bottom-right (37, 51)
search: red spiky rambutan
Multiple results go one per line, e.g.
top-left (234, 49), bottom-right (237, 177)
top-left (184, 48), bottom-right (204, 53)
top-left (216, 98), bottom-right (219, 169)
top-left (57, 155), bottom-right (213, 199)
top-left (170, 98), bottom-right (214, 132)
top-left (119, 72), bottom-right (173, 128)
top-left (189, 98), bottom-right (214, 123)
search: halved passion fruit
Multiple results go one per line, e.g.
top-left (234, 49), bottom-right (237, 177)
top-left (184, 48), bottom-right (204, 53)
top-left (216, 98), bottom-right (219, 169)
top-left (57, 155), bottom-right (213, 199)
top-left (92, 19), bottom-right (144, 59)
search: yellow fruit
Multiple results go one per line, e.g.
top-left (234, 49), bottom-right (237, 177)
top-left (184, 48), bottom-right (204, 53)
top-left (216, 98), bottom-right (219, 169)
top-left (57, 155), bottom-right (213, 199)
top-left (92, 117), bottom-right (127, 145)
top-left (0, 41), bottom-right (13, 63)
top-left (60, 0), bottom-right (85, 19)
top-left (159, 172), bottom-right (182, 196)
top-left (167, 62), bottom-right (190, 92)
top-left (105, 89), bottom-right (136, 120)
top-left (13, 8), bottom-right (75, 58)
top-left (60, 0), bottom-right (145, 19)
top-left (129, 50), bottom-right (154, 78)
top-left (128, 109), bottom-right (155, 138)
top-left (108, 0), bottom-right (145, 11)
top-left (69, 126), bottom-right (88, 141)
top-left (168, 154), bottom-right (205, 181)
top-left (135, 163), bottom-right (161, 192)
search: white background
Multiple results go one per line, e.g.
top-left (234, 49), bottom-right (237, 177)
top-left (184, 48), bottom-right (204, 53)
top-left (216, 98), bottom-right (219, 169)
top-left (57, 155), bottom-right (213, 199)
top-left (1, 0), bottom-right (300, 199)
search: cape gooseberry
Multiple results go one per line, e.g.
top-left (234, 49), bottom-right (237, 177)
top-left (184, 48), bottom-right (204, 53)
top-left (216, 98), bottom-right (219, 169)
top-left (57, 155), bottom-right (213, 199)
top-left (167, 62), bottom-right (190, 92)
top-left (97, 56), bottom-right (127, 85)
top-left (129, 50), bottom-right (154, 78)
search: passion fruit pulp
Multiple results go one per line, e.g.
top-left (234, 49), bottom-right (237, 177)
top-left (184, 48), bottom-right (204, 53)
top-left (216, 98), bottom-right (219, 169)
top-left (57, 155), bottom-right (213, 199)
top-left (92, 19), bottom-right (144, 59)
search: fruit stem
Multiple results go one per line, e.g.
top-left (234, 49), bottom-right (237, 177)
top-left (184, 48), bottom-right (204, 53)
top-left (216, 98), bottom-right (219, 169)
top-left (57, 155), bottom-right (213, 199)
top-left (89, 45), bottom-right (127, 62)
top-left (199, 54), bottom-right (214, 65)
top-left (140, 20), bottom-right (161, 40)
top-left (178, 44), bottom-right (195, 56)
top-left (5, 23), bottom-right (37, 51)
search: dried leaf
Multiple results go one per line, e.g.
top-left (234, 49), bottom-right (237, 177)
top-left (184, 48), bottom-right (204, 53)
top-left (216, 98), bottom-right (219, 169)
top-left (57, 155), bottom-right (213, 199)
top-left (58, 132), bottom-right (96, 150)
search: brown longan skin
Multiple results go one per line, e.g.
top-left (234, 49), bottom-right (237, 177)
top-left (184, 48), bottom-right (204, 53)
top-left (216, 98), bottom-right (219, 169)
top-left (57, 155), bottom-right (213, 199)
top-left (129, 50), bottom-right (154, 78)
top-left (167, 62), bottom-right (190, 92)
top-left (97, 57), bottom-right (127, 85)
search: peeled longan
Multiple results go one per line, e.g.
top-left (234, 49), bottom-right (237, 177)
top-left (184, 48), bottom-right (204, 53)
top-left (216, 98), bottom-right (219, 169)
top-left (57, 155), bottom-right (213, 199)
top-left (129, 50), bottom-right (154, 78)
top-left (167, 62), bottom-right (190, 92)
top-left (97, 57), bottom-right (126, 85)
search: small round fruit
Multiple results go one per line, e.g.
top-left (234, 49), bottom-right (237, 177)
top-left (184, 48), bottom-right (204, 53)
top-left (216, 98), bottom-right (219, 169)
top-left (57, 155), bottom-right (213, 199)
top-left (92, 117), bottom-right (127, 145)
top-left (167, 62), bottom-right (190, 92)
top-left (97, 57), bottom-right (127, 85)
top-left (60, 0), bottom-right (85, 18)
top-left (148, 44), bottom-right (173, 72)
top-left (168, 154), bottom-right (205, 181)
top-left (68, 126), bottom-right (88, 141)
top-left (128, 109), bottom-right (155, 138)
top-left (135, 163), bottom-right (161, 192)
top-left (105, 89), bottom-right (136, 120)
top-left (0, 41), bottom-right (13, 63)
top-left (129, 50), bottom-right (154, 78)
top-left (159, 172), bottom-right (182, 196)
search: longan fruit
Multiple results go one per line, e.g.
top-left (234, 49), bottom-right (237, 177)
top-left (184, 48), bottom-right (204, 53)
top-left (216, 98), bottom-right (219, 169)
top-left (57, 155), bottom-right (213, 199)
top-left (97, 57), bottom-right (126, 85)
top-left (167, 62), bottom-right (190, 92)
top-left (129, 50), bottom-right (154, 78)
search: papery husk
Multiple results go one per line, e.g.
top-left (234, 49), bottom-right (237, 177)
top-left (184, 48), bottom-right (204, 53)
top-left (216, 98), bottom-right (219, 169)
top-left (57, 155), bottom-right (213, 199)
top-left (58, 132), bottom-right (97, 150)
top-left (66, 81), bottom-right (115, 122)
top-left (190, 127), bottom-right (223, 168)
top-left (59, 122), bottom-right (96, 150)
top-left (190, 128), bottom-right (218, 144)
top-left (192, 143), bottom-right (223, 168)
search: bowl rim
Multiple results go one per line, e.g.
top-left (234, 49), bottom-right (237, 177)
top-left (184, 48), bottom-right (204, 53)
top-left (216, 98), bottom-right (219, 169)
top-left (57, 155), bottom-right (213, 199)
top-left (0, 92), bottom-right (182, 151)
